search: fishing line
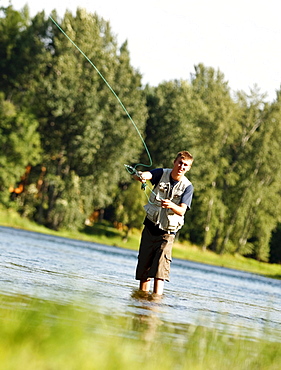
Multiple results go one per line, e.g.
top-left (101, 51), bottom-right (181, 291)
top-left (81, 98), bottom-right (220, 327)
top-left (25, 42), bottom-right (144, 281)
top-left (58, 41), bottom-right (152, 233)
top-left (49, 15), bottom-right (153, 175)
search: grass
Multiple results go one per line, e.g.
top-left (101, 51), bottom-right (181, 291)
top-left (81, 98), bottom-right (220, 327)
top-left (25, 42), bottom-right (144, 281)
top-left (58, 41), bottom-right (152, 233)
top-left (0, 294), bottom-right (280, 370)
top-left (172, 243), bottom-right (281, 279)
top-left (0, 206), bottom-right (280, 279)
top-left (0, 206), bottom-right (141, 249)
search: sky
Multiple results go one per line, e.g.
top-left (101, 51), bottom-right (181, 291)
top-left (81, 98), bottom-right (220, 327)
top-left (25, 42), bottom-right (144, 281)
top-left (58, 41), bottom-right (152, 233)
top-left (3, 0), bottom-right (281, 102)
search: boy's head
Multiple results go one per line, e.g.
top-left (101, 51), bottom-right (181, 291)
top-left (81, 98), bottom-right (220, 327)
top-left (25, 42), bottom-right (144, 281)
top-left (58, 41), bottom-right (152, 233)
top-left (174, 151), bottom-right (194, 164)
top-left (171, 151), bottom-right (194, 180)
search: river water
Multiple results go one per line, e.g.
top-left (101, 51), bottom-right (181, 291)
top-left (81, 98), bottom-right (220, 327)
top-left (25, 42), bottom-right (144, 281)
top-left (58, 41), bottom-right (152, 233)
top-left (0, 225), bottom-right (280, 342)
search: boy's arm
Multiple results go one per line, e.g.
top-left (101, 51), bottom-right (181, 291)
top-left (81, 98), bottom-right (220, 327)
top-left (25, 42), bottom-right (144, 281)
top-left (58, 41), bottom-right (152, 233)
top-left (161, 184), bottom-right (193, 216)
top-left (161, 200), bottom-right (187, 216)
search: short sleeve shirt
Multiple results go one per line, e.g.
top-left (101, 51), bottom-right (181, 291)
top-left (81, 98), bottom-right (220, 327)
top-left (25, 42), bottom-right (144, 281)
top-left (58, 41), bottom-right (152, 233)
top-left (143, 168), bottom-right (193, 235)
top-left (150, 168), bottom-right (193, 210)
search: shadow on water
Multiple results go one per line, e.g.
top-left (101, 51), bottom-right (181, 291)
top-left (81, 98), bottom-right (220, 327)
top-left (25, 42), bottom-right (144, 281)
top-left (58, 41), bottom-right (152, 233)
top-left (131, 288), bottom-right (163, 303)
top-left (265, 274), bottom-right (281, 280)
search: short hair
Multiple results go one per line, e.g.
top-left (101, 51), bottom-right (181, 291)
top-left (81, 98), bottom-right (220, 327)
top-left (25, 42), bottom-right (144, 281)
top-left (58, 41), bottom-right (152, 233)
top-left (175, 150), bottom-right (194, 162)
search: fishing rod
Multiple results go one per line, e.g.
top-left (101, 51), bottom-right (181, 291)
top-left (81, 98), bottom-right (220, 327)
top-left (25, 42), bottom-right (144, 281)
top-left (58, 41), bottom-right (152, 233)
top-left (49, 15), bottom-right (153, 177)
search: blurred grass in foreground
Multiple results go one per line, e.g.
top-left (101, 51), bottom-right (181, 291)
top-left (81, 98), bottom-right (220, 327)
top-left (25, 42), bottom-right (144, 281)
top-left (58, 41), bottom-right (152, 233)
top-left (0, 206), bottom-right (280, 279)
top-left (0, 294), bottom-right (280, 370)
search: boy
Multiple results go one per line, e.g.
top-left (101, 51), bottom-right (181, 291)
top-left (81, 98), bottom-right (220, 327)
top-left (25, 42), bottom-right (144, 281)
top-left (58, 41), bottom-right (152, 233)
top-left (134, 151), bottom-right (194, 295)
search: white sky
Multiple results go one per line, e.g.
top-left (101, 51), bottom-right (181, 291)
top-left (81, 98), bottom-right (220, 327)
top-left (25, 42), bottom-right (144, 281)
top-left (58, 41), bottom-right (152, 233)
top-left (3, 0), bottom-right (281, 102)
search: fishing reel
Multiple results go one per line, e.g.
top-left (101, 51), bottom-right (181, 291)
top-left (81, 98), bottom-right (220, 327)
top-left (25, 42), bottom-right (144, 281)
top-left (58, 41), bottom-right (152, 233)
top-left (124, 164), bottom-right (146, 191)
top-left (124, 164), bottom-right (139, 176)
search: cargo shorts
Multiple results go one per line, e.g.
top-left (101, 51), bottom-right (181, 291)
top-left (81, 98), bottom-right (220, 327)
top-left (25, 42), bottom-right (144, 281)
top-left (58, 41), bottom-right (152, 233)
top-left (135, 226), bottom-right (175, 282)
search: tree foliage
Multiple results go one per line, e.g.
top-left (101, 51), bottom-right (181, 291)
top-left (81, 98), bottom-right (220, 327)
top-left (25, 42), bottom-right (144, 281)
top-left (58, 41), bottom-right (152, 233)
top-left (0, 5), bottom-right (147, 228)
top-left (0, 92), bottom-right (41, 205)
top-left (113, 181), bottom-right (147, 238)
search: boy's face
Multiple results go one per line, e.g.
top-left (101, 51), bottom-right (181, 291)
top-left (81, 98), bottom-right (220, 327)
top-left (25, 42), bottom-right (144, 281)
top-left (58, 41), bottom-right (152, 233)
top-left (172, 157), bottom-right (193, 178)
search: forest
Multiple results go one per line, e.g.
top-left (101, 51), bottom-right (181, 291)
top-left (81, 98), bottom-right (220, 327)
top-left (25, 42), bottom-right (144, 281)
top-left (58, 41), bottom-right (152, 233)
top-left (1, 4), bottom-right (281, 263)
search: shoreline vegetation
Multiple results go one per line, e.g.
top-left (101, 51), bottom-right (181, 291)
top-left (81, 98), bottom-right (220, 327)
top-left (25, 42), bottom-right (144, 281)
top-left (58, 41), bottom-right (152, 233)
top-left (1, 207), bottom-right (280, 280)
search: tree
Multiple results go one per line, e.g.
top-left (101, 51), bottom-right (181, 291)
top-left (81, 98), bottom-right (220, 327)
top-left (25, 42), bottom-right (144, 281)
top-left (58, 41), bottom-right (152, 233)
top-left (0, 5), bottom-right (51, 104)
top-left (186, 64), bottom-right (242, 251)
top-left (269, 223), bottom-right (281, 264)
top-left (113, 181), bottom-right (147, 240)
top-left (0, 92), bottom-right (42, 205)
top-left (22, 8), bottom-right (147, 228)
top-left (143, 80), bottom-right (194, 169)
top-left (219, 88), bottom-right (281, 261)
top-left (0, 5), bottom-right (148, 229)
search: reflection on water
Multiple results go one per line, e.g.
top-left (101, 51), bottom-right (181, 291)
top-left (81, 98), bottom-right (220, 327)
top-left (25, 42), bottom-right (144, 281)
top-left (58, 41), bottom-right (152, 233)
top-left (0, 226), bottom-right (280, 342)
top-left (130, 289), bottom-right (163, 347)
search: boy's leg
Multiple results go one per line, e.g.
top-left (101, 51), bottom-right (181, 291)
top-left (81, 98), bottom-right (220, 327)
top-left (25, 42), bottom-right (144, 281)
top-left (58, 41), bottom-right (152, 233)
top-left (139, 279), bottom-right (151, 292)
top-left (153, 278), bottom-right (164, 295)
top-left (136, 227), bottom-right (154, 282)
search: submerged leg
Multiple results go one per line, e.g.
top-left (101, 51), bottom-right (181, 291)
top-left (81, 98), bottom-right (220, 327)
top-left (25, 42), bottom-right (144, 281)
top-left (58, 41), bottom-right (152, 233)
top-left (139, 279), bottom-right (151, 292)
top-left (153, 278), bottom-right (164, 295)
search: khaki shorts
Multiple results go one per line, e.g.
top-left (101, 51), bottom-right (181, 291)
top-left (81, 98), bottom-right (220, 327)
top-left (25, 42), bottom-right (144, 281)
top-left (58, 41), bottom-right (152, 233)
top-left (135, 226), bottom-right (175, 282)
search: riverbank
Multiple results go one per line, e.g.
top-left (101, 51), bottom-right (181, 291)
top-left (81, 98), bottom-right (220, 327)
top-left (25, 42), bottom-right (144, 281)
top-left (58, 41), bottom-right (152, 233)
top-left (1, 207), bottom-right (280, 279)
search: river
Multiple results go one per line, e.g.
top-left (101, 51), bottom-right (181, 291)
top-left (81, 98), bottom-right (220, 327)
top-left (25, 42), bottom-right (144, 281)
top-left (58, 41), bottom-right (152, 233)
top-left (0, 225), bottom-right (280, 342)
